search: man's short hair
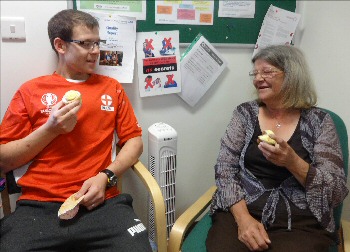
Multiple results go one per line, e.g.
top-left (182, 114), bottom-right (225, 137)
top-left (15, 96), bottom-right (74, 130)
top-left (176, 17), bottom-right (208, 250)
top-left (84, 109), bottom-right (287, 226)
top-left (48, 9), bottom-right (99, 54)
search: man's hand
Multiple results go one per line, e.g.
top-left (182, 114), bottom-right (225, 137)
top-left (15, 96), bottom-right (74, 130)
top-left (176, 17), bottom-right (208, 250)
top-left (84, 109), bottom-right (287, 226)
top-left (74, 173), bottom-right (107, 211)
top-left (44, 100), bottom-right (82, 135)
top-left (0, 100), bottom-right (82, 171)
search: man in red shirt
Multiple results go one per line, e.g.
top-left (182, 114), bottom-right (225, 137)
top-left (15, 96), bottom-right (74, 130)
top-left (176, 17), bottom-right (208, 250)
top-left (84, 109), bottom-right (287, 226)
top-left (0, 9), bottom-right (151, 251)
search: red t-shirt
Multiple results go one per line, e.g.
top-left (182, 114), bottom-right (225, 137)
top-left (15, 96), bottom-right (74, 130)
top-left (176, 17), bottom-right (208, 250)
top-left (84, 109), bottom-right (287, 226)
top-left (0, 73), bottom-right (142, 202)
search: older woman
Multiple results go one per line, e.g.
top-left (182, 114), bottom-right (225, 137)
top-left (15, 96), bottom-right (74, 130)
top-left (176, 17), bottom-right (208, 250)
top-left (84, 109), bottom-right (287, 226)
top-left (206, 45), bottom-right (348, 252)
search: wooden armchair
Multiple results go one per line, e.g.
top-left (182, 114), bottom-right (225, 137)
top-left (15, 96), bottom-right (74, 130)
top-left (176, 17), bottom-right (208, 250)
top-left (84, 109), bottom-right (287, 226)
top-left (168, 109), bottom-right (350, 252)
top-left (0, 160), bottom-right (168, 252)
top-left (169, 186), bottom-right (350, 252)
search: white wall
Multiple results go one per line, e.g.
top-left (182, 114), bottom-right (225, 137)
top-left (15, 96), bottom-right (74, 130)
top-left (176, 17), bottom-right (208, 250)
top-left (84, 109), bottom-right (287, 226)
top-left (296, 1), bottom-right (350, 220)
top-left (1, 1), bottom-right (349, 224)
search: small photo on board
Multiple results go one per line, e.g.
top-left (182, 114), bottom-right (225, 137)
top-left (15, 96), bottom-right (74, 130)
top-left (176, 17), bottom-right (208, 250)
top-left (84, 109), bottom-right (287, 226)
top-left (99, 50), bottom-right (123, 66)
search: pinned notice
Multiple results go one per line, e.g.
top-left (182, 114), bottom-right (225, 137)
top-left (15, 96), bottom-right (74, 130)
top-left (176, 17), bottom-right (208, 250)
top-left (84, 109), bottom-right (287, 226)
top-left (253, 5), bottom-right (301, 57)
top-left (178, 34), bottom-right (227, 107)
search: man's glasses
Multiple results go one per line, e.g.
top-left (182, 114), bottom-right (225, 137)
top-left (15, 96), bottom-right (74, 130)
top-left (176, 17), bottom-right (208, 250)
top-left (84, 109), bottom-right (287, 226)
top-left (65, 39), bottom-right (107, 50)
top-left (249, 68), bottom-right (284, 80)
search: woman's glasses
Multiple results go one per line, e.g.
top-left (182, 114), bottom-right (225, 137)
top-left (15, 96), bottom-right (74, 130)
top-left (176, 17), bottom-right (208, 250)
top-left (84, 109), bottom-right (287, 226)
top-left (249, 68), bottom-right (284, 80)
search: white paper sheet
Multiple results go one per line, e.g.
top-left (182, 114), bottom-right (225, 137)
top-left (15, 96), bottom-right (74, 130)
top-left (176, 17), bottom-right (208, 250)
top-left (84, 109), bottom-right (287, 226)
top-left (87, 12), bottom-right (137, 84)
top-left (178, 34), bottom-right (227, 107)
top-left (218, 1), bottom-right (255, 18)
top-left (136, 31), bottom-right (181, 97)
top-left (253, 5), bottom-right (301, 57)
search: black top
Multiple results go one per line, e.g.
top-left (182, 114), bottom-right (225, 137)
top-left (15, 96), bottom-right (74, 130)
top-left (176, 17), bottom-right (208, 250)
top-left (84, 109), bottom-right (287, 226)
top-left (245, 119), bottom-right (311, 189)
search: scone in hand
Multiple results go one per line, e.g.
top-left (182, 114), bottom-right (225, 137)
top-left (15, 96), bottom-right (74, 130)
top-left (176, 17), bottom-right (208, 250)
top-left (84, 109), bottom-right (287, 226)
top-left (58, 194), bottom-right (85, 220)
top-left (257, 130), bottom-right (277, 146)
top-left (62, 90), bottom-right (82, 105)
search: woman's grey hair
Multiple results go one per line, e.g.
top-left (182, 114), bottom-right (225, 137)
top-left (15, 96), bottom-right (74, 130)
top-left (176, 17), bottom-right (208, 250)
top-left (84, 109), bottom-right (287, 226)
top-left (48, 9), bottom-right (99, 55)
top-left (252, 45), bottom-right (317, 109)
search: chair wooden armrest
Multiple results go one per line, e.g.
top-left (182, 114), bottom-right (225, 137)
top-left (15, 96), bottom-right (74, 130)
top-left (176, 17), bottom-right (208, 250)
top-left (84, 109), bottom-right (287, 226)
top-left (168, 186), bottom-right (217, 252)
top-left (115, 145), bottom-right (167, 251)
top-left (131, 160), bottom-right (167, 252)
top-left (342, 220), bottom-right (350, 252)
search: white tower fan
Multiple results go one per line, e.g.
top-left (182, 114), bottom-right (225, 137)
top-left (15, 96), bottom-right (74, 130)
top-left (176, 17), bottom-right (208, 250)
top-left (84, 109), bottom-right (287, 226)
top-left (148, 122), bottom-right (177, 248)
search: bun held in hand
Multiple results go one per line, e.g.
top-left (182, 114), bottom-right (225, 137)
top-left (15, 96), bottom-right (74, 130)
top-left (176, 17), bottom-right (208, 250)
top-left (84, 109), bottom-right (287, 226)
top-left (62, 90), bottom-right (82, 105)
top-left (257, 130), bottom-right (277, 146)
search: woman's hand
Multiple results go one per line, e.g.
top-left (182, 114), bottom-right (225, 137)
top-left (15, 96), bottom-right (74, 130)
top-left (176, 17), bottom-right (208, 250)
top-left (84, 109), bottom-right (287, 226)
top-left (257, 135), bottom-right (295, 167)
top-left (236, 214), bottom-right (271, 251)
top-left (258, 135), bottom-right (309, 186)
top-left (231, 200), bottom-right (271, 251)
top-left (74, 173), bottom-right (107, 211)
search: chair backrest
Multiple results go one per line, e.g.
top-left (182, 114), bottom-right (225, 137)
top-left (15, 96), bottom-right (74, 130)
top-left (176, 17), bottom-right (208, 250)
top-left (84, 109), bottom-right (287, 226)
top-left (322, 109), bottom-right (349, 231)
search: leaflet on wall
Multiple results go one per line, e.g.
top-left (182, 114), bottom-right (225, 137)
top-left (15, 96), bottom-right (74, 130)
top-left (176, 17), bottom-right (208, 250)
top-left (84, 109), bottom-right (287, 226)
top-left (253, 5), bottom-right (301, 57)
top-left (218, 1), bottom-right (255, 18)
top-left (76, 0), bottom-right (146, 20)
top-left (87, 12), bottom-right (136, 84)
top-left (155, 1), bottom-right (214, 25)
top-left (178, 34), bottom-right (227, 107)
top-left (136, 30), bottom-right (181, 97)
